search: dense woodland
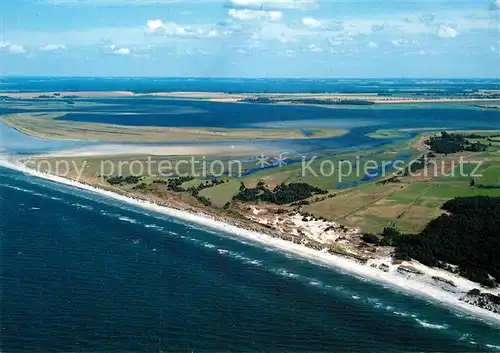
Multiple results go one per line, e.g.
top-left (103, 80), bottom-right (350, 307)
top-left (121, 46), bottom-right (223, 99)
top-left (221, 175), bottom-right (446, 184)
top-left (426, 131), bottom-right (488, 154)
top-left (233, 182), bottom-right (328, 205)
top-left (379, 196), bottom-right (500, 288)
top-left (105, 175), bottom-right (142, 185)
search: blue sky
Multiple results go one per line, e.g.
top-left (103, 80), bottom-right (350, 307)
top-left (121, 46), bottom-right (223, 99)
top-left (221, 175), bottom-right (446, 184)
top-left (1, 0), bottom-right (499, 77)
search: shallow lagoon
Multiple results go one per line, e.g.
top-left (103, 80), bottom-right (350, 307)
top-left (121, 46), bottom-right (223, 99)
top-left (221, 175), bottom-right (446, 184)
top-left (50, 98), bottom-right (500, 153)
top-left (3, 96), bottom-right (500, 156)
top-left (54, 98), bottom-right (500, 131)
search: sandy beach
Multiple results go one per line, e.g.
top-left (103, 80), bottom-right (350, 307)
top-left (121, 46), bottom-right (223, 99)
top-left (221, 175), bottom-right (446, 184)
top-left (1, 157), bottom-right (499, 325)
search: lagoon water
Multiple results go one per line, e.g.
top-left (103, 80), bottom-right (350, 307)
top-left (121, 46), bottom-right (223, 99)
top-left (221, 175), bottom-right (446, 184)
top-left (55, 98), bottom-right (500, 154)
top-left (1, 167), bottom-right (500, 352)
top-left (4, 95), bottom-right (500, 156)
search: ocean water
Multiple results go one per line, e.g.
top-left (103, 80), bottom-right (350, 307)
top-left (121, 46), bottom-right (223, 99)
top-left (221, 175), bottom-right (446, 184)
top-left (1, 167), bottom-right (500, 352)
top-left (1, 77), bottom-right (499, 93)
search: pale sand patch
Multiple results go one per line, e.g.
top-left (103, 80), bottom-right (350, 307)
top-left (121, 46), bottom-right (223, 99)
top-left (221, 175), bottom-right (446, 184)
top-left (4, 90), bottom-right (499, 105)
top-left (2, 91), bottom-right (135, 98)
top-left (38, 144), bottom-right (277, 157)
top-left (145, 92), bottom-right (500, 105)
top-left (208, 98), bottom-right (242, 102)
top-left (147, 91), bottom-right (246, 100)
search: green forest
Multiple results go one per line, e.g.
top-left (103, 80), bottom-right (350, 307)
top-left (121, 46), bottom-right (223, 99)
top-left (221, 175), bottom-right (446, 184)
top-left (381, 196), bottom-right (500, 288)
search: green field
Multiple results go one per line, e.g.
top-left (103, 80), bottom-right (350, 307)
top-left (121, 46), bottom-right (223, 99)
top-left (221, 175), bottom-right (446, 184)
top-left (476, 165), bottom-right (500, 187)
top-left (199, 180), bottom-right (241, 207)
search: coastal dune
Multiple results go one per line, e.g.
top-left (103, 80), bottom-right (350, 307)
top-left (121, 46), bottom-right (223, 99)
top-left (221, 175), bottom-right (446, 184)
top-left (1, 158), bottom-right (499, 325)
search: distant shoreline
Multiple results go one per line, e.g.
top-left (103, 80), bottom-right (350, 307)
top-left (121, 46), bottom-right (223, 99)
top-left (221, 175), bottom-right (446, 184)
top-left (3, 90), bottom-right (500, 105)
top-left (2, 157), bottom-right (499, 325)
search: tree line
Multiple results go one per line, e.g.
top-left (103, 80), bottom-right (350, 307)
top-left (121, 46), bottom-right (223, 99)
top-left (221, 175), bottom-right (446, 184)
top-left (233, 181), bottom-right (328, 205)
top-left (426, 131), bottom-right (488, 154)
top-left (373, 196), bottom-right (500, 288)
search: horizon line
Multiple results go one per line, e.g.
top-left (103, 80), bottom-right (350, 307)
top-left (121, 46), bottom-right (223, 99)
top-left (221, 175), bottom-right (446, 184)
top-left (1, 75), bottom-right (500, 80)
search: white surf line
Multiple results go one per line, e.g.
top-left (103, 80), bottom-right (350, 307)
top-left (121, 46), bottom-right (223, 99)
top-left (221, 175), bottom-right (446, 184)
top-left (1, 158), bottom-right (499, 326)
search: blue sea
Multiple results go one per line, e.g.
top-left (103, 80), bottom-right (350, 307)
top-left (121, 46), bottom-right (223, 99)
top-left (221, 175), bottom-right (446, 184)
top-left (1, 167), bottom-right (500, 352)
top-left (2, 77), bottom-right (500, 351)
top-left (1, 76), bottom-right (499, 93)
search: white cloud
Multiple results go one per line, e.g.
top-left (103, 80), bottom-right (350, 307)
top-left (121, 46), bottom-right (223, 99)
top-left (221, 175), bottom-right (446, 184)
top-left (146, 19), bottom-right (220, 38)
top-left (40, 0), bottom-right (319, 8)
top-left (437, 25), bottom-right (459, 38)
top-left (229, 0), bottom-right (318, 10)
top-left (405, 49), bottom-right (438, 56)
top-left (228, 9), bottom-right (282, 21)
top-left (206, 29), bottom-right (220, 38)
top-left (1, 42), bottom-right (26, 54)
top-left (148, 20), bottom-right (186, 35)
top-left (368, 41), bottom-right (378, 48)
top-left (113, 47), bottom-right (131, 55)
top-left (103, 42), bottom-right (131, 55)
top-left (10, 45), bottom-right (26, 54)
top-left (39, 44), bottom-right (67, 52)
top-left (418, 49), bottom-right (436, 55)
top-left (308, 44), bottom-right (323, 52)
top-left (253, 22), bottom-right (301, 43)
top-left (301, 17), bottom-right (321, 29)
top-left (391, 39), bottom-right (419, 47)
top-left (182, 48), bottom-right (210, 56)
top-left (146, 19), bottom-right (164, 33)
top-left (391, 39), bottom-right (404, 47)
top-left (37, 0), bottom-right (198, 5)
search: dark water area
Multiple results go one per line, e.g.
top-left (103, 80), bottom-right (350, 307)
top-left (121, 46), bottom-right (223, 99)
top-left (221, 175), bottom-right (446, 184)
top-left (51, 98), bottom-right (500, 132)
top-left (50, 98), bottom-right (500, 155)
top-left (1, 167), bottom-right (500, 352)
top-left (1, 77), bottom-right (500, 93)
top-left (0, 107), bottom-right (30, 115)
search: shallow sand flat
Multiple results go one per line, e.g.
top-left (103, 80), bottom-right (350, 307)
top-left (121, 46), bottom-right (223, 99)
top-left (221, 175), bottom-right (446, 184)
top-left (147, 91), bottom-right (247, 99)
top-left (2, 91), bottom-right (135, 98)
top-left (138, 92), bottom-right (500, 104)
top-left (374, 98), bottom-right (500, 104)
top-left (4, 90), bottom-right (499, 104)
top-left (36, 143), bottom-right (277, 157)
top-left (1, 112), bottom-right (347, 142)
